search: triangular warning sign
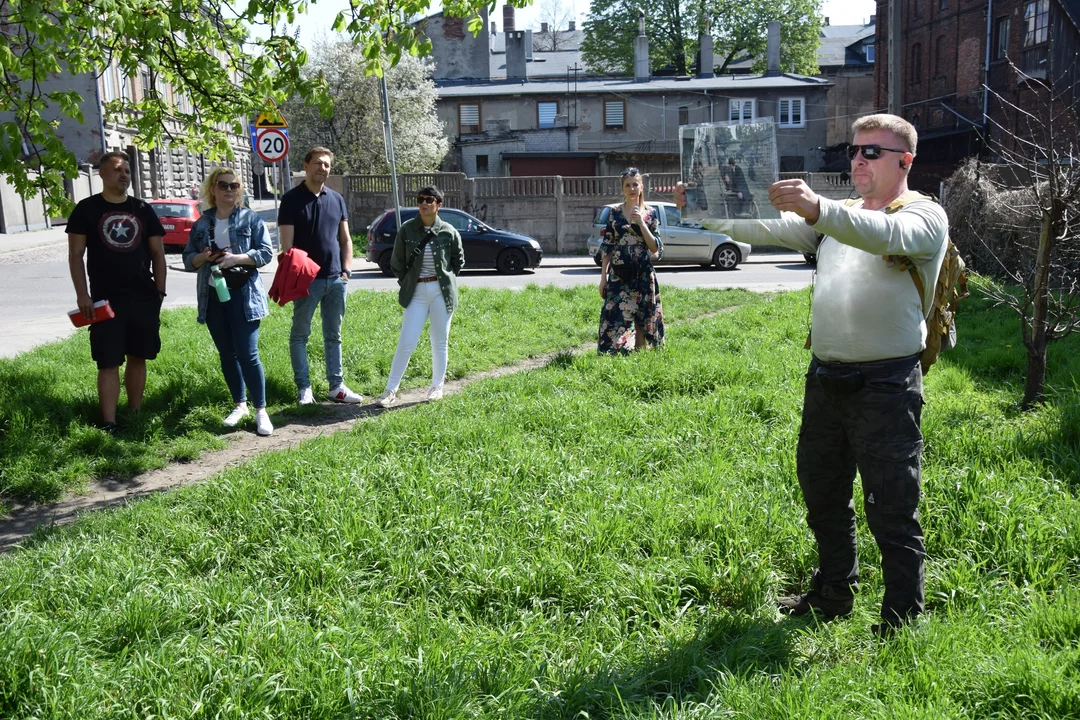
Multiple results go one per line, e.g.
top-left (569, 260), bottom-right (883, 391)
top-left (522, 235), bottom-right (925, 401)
top-left (254, 108), bottom-right (287, 129)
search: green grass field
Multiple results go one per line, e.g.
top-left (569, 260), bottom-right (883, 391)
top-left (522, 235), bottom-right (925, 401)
top-left (1, 287), bottom-right (1079, 717)
top-left (0, 285), bottom-right (756, 503)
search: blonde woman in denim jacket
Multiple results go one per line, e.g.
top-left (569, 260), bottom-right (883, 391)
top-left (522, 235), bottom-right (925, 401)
top-left (183, 168), bottom-right (275, 435)
top-left (376, 185), bottom-right (465, 407)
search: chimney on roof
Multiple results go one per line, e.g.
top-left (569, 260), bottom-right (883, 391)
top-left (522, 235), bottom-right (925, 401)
top-left (698, 31), bottom-right (714, 78)
top-left (503, 4), bottom-right (515, 33)
top-left (634, 9), bottom-right (650, 82)
top-left (869, 14), bottom-right (875, 25)
top-left (491, 21), bottom-right (497, 34)
top-left (507, 30), bottom-right (528, 80)
top-left (824, 17), bottom-right (829, 26)
top-left (766, 21), bottom-right (781, 76)
top-left (569, 20), bottom-right (576, 31)
top-left (541, 22), bottom-right (548, 33)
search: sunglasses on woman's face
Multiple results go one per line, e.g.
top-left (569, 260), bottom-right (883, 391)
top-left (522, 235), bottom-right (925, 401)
top-left (217, 181), bottom-right (241, 191)
top-left (417, 196), bottom-right (439, 205)
top-left (846, 144), bottom-right (907, 161)
top-left (620, 167), bottom-right (640, 176)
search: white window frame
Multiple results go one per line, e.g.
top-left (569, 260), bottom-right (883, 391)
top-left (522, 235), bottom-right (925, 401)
top-left (729, 98), bottom-right (756, 123)
top-left (604, 100), bottom-right (626, 130)
top-left (537, 101), bottom-right (558, 128)
top-left (459, 103), bottom-right (481, 134)
top-left (101, 64), bottom-right (117, 102)
top-left (777, 97), bottom-right (805, 129)
top-left (865, 41), bottom-right (875, 63)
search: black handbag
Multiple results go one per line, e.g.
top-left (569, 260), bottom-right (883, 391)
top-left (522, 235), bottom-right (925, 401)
top-left (210, 221), bottom-right (257, 290)
top-left (222, 265), bottom-right (257, 290)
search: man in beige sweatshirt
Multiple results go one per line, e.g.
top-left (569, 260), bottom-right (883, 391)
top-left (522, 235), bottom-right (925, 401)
top-left (676, 114), bottom-right (948, 637)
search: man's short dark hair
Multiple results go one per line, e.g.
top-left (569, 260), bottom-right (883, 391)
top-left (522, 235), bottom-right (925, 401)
top-left (98, 151), bottom-right (130, 169)
top-left (417, 185), bottom-right (443, 203)
top-left (727, 157), bottom-right (736, 165)
top-left (304, 146), bottom-right (334, 164)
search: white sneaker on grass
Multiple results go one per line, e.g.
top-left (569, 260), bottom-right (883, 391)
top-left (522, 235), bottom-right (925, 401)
top-left (427, 386), bottom-right (444, 402)
top-left (255, 409), bottom-right (273, 436)
top-left (223, 405), bottom-right (249, 427)
top-left (328, 384), bottom-right (363, 403)
top-left (376, 390), bottom-right (397, 408)
top-left (297, 386), bottom-right (315, 405)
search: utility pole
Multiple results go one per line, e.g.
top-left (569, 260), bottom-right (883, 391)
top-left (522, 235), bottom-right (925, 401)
top-left (380, 73), bottom-right (401, 227)
top-left (888, 0), bottom-right (902, 114)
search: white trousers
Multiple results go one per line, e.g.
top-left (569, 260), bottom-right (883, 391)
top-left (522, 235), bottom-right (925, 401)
top-left (386, 281), bottom-right (454, 392)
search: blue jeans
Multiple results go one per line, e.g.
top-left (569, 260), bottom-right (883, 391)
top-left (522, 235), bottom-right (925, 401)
top-left (205, 293), bottom-right (266, 408)
top-left (290, 276), bottom-right (347, 389)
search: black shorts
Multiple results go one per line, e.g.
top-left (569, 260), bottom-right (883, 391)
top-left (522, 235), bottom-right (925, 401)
top-left (89, 294), bottom-right (162, 369)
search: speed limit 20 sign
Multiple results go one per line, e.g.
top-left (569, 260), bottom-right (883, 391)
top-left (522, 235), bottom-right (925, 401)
top-left (255, 128), bottom-right (289, 163)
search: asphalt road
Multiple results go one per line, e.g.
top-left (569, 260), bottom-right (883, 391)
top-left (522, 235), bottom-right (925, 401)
top-left (0, 239), bottom-right (813, 358)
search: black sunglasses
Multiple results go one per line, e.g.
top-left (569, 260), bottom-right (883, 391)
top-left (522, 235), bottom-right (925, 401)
top-left (620, 167), bottom-right (640, 176)
top-left (847, 144), bottom-right (908, 161)
top-left (417, 196), bottom-right (439, 205)
top-left (216, 180), bottom-right (241, 191)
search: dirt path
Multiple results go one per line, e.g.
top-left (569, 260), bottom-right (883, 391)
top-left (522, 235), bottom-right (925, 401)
top-left (0, 350), bottom-right (568, 551)
top-left (0, 307), bottom-right (742, 552)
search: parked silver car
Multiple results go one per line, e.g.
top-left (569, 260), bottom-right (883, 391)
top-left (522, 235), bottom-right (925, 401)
top-left (586, 201), bottom-right (751, 270)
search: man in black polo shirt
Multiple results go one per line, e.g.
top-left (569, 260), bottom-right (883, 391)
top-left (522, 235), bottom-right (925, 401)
top-left (67, 151), bottom-right (168, 432)
top-left (278, 146), bottom-right (362, 404)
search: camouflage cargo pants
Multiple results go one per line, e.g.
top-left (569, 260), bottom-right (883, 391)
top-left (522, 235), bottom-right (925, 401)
top-left (796, 353), bottom-right (926, 625)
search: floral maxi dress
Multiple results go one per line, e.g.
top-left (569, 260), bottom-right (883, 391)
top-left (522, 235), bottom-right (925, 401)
top-left (597, 206), bottom-right (665, 354)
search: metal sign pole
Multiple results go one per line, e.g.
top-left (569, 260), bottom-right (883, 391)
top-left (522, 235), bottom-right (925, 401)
top-left (273, 162), bottom-right (279, 213)
top-left (381, 73), bottom-right (402, 228)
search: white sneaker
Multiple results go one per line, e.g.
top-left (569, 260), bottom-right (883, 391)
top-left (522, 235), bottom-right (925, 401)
top-left (427, 386), bottom-right (444, 402)
top-left (223, 405), bottom-right (249, 428)
top-left (297, 386), bottom-right (315, 405)
top-left (376, 390), bottom-right (397, 408)
top-left (328, 384), bottom-right (363, 403)
top-left (255, 409), bottom-right (273, 436)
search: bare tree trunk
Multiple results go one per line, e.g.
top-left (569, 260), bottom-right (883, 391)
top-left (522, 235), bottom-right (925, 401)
top-left (1023, 210), bottom-right (1054, 408)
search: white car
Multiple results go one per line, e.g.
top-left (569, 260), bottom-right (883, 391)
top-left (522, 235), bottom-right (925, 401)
top-left (586, 201), bottom-right (751, 270)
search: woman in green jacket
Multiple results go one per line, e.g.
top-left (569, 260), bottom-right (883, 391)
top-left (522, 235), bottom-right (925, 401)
top-left (376, 185), bottom-right (465, 406)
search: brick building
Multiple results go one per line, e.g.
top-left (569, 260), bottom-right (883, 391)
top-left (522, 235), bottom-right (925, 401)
top-left (874, 0), bottom-right (1080, 188)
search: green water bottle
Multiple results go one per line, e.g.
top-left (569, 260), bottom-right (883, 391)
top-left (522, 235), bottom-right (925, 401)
top-left (211, 265), bottom-right (230, 302)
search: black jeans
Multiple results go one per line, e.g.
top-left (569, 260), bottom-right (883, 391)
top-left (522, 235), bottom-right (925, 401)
top-left (796, 354), bottom-right (926, 624)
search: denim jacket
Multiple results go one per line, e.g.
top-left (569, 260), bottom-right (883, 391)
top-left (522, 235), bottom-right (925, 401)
top-left (182, 206), bottom-right (273, 324)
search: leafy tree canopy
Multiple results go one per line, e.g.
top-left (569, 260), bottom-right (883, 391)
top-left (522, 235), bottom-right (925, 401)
top-left (0, 0), bottom-right (495, 215)
top-left (280, 41), bottom-right (448, 174)
top-left (582, 0), bottom-right (821, 78)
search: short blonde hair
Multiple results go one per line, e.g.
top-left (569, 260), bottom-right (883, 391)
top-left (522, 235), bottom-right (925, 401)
top-left (201, 167), bottom-right (242, 209)
top-left (852, 113), bottom-right (918, 155)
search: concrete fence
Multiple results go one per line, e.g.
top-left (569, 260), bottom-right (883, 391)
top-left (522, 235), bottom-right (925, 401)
top-left (344, 172), bottom-right (854, 253)
top-left (0, 168), bottom-right (102, 234)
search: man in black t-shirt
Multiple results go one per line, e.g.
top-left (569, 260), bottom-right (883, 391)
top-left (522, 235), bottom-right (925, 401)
top-left (67, 151), bottom-right (167, 432)
top-left (278, 146), bottom-right (361, 405)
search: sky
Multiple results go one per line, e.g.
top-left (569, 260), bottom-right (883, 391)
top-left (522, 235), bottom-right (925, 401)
top-left (284, 0), bottom-right (878, 50)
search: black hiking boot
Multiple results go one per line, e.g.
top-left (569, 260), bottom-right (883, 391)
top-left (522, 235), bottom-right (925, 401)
top-left (779, 572), bottom-right (855, 620)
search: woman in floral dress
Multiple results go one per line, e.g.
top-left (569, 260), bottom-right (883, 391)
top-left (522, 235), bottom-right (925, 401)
top-left (597, 168), bottom-right (665, 353)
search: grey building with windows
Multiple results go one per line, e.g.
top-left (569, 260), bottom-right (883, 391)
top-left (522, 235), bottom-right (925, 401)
top-left (421, 7), bottom-right (831, 177)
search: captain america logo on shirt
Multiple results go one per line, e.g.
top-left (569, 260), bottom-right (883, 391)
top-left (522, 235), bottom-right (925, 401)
top-left (98, 211), bottom-right (142, 252)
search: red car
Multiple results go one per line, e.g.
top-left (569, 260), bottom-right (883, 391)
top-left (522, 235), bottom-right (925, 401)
top-left (149, 199), bottom-right (201, 251)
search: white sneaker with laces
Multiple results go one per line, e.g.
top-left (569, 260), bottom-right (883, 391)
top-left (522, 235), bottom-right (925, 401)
top-left (427, 386), bottom-right (444, 402)
top-left (223, 405), bottom-right (249, 427)
top-left (297, 386), bottom-right (315, 405)
top-left (255, 409), bottom-right (273, 436)
top-left (376, 390), bottom-right (397, 408)
top-left (328, 384), bottom-right (363, 403)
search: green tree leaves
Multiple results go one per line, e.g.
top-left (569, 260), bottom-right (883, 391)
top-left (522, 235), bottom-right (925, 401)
top-left (0, 0), bottom-right (482, 215)
top-left (581, 0), bottom-right (821, 78)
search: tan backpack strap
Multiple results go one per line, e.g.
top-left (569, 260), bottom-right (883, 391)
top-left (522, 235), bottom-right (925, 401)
top-left (908, 266), bottom-right (926, 307)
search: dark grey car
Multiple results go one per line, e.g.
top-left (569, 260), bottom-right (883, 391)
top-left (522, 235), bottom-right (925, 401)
top-left (365, 208), bottom-right (543, 276)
